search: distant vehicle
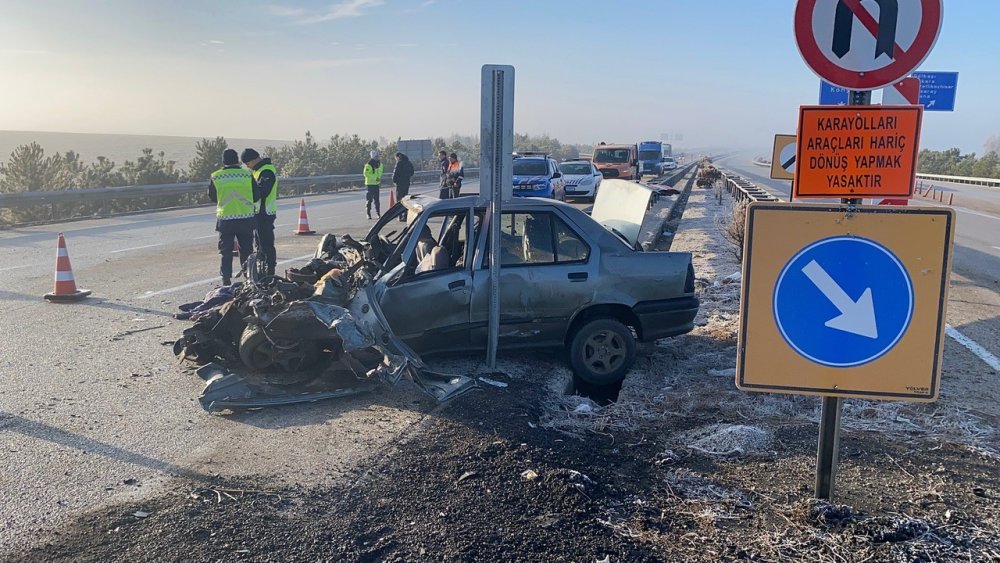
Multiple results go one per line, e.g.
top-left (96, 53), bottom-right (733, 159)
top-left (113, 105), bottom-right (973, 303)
top-left (661, 156), bottom-right (678, 171)
top-left (593, 142), bottom-right (639, 181)
top-left (663, 143), bottom-right (673, 157)
top-left (638, 140), bottom-right (665, 177)
top-left (558, 160), bottom-right (603, 202)
top-left (512, 152), bottom-right (566, 200)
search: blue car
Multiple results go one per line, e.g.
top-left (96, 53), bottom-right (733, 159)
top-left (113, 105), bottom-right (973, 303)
top-left (512, 154), bottom-right (566, 200)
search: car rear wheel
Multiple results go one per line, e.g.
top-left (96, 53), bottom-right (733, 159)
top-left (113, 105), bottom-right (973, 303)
top-left (569, 318), bottom-right (636, 386)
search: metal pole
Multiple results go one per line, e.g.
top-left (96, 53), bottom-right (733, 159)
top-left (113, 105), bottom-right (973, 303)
top-left (815, 88), bottom-right (871, 501)
top-left (815, 395), bottom-right (843, 499)
top-left (480, 65), bottom-right (514, 370)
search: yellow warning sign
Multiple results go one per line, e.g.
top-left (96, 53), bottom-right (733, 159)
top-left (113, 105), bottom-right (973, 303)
top-left (737, 203), bottom-right (955, 401)
top-left (770, 134), bottom-right (796, 180)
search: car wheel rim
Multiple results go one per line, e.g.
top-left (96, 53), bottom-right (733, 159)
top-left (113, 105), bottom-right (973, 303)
top-left (583, 330), bottom-right (626, 376)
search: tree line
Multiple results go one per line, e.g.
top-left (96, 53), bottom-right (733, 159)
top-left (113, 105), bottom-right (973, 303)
top-left (0, 132), bottom-right (588, 225)
top-left (0, 132), bottom-right (589, 194)
top-left (918, 136), bottom-right (1000, 178)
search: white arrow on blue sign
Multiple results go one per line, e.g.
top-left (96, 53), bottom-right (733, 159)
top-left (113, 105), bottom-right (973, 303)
top-left (910, 71), bottom-right (958, 111)
top-left (773, 236), bottom-right (914, 367)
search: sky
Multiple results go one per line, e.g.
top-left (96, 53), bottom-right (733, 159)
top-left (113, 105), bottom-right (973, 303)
top-left (1, 0), bottom-right (997, 153)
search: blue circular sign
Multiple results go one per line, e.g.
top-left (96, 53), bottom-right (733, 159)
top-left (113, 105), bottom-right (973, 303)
top-left (773, 236), bottom-right (914, 367)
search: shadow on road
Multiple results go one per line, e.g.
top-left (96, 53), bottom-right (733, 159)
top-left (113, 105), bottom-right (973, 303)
top-left (0, 412), bottom-right (213, 481)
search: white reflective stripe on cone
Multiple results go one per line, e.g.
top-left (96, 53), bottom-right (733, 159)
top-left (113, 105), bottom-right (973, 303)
top-left (57, 248), bottom-right (68, 257)
top-left (56, 271), bottom-right (75, 281)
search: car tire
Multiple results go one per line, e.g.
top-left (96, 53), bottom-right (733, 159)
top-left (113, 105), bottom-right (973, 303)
top-left (569, 318), bottom-right (636, 386)
top-left (239, 325), bottom-right (320, 376)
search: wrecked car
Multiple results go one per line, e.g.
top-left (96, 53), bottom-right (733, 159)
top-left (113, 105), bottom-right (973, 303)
top-left (361, 192), bottom-right (699, 387)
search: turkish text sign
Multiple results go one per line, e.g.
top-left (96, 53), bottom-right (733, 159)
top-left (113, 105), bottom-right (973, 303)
top-left (794, 105), bottom-right (922, 198)
top-left (911, 71), bottom-right (958, 111)
top-left (737, 203), bottom-right (955, 401)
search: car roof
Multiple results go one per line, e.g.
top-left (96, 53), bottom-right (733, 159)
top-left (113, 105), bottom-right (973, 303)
top-left (405, 193), bottom-right (578, 213)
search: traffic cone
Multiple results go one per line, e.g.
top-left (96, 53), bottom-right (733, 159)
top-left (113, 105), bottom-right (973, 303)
top-left (292, 198), bottom-right (316, 235)
top-left (44, 233), bottom-right (91, 302)
top-left (389, 189), bottom-right (396, 208)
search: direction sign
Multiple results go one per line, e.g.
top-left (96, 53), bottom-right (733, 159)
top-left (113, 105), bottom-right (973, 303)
top-left (770, 135), bottom-right (797, 180)
top-left (794, 0), bottom-right (944, 90)
top-left (793, 105), bottom-right (923, 199)
top-left (911, 71), bottom-right (959, 111)
top-left (819, 80), bottom-right (849, 105)
top-left (882, 77), bottom-right (920, 105)
top-left (737, 203), bottom-right (955, 401)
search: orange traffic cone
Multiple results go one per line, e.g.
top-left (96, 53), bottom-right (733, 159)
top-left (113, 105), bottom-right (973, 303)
top-left (292, 198), bottom-right (316, 235)
top-left (44, 233), bottom-right (91, 302)
top-left (389, 189), bottom-right (396, 208)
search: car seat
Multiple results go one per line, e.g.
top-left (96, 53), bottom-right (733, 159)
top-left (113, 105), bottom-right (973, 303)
top-left (522, 215), bottom-right (554, 263)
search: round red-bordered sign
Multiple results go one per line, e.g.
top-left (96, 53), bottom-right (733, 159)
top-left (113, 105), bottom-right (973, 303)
top-left (795, 0), bottom-right (942, 90)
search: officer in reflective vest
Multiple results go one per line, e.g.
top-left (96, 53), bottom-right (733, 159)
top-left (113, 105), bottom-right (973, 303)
top-left (241, 148), bottom-right (278, 277)
top-left (364, 149), bottom-right (384, 219)
top-left (209, 149), bottom-right (258, 285)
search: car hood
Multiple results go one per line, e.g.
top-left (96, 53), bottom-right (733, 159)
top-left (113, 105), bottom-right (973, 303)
top-left (562, 174), bottom-right (593, 185)
top-left (590, 179), bottom-right (653, 247)
top-left (513, 175), bottom-right (549, 185)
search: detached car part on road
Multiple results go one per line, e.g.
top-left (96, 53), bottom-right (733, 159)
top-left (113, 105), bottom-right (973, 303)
top-left (176, 190), bottom-right (699, 411)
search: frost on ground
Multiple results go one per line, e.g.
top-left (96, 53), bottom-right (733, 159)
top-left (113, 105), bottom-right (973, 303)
top-left (537, 190), bottom-right (999, 461)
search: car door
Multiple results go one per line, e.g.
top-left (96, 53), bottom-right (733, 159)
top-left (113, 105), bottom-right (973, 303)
top-left (380, 207), bottom-right (477, 354)
top-left (549, 158), bottom-right (565, 199)
top-left (469, 208), bottom-right (598, 349)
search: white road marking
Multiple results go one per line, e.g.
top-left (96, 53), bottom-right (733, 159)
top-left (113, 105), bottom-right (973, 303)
top-left (136, 253), bottom-right (313, 299)
top-left (0, 264), bottom-right (33, 272)
top-left (946, 325), bottom-right (1000, 372)
top-left (109, 243), bottom-right (163, 254)
top-left (193, 234), bottom-right (217, 240)
top-left (993, 246), bottom-right (1000, 251)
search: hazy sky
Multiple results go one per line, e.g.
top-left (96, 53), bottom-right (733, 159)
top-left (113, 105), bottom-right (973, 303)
top-left (1, 0), bottom-right (997, 152)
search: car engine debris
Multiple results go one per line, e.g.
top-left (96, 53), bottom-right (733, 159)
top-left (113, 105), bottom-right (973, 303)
top-left (174, 233), bottom-right (477, 412)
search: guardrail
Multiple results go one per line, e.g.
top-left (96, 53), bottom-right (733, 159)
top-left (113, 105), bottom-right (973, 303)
top-left (718, 169), bottom-right (780, 203)
top-left (0, 168), bottom-right (480, 225)
top-left (915, 173), bottom-right (1000, 188)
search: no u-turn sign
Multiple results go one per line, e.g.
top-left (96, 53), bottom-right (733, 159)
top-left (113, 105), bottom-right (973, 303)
top-left (795, 0), bottom-right (943, 90)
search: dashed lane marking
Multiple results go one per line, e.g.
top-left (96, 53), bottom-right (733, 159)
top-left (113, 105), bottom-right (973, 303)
top-left (946, 325), bottom-right (1000, 372)
top-left (109, 243), bottom-right (163, 254)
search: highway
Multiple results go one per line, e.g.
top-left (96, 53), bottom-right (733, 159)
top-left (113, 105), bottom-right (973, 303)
top-left (0, 182), bottom-right (483, 551)
top-left (720, 154), bottom-right (1000, 365)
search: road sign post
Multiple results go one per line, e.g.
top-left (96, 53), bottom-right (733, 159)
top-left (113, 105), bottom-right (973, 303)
top-left (480, 65), bottom-right (515, 370)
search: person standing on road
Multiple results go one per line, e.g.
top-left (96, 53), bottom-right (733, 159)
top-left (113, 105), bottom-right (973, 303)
top-left (437, 150), bottom-right (451, 199)
top-left (391, 152), bottom-right (415, 222)
top-left (208, 149), bottom-right (257, 285)
top-left (241, 148), bottom-right (278, 277)
top-left (446, 152), bottom-right (464, 198)
top-left (364, 149), bottom-right (384, 219)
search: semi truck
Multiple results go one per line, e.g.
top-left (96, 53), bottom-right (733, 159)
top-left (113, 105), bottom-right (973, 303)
top-left (638, 141), bottom-right (665, 176)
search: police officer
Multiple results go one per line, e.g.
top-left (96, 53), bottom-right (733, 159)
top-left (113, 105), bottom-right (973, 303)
top-left (437, 150), bottom-right (450, 199)
top-left (363, 149), bottom-right (384, 219)
top-left (241, 148), bottom-right (278, 277)
top-left (209, 149), bottom-right (257, 285)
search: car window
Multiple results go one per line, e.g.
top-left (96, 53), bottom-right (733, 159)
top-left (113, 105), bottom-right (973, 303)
top-left (484, 212), bottom-right (590, 267)
top-left (513, 159), bottom-right (548, 176)
top-left (559, 163), bottom-right (592, 175)
top-left (405, 210), bottom-right (471, 278)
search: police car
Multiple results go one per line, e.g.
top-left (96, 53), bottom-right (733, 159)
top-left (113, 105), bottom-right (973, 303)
top-left (512, 152), bottom-right (566, 200)
top-left (558, 159), bottom-right (602, 202)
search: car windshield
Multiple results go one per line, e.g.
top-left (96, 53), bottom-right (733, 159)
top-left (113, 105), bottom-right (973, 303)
top-left (594, 149), bottom-right (630, 163)
top-left (513, 159), bottom-right (548, 176)
top-left (639, 150), bottom-right (661, 160)
top-left (559, 163), bottom-right (592, 175)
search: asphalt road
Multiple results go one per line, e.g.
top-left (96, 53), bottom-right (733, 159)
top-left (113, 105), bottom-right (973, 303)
top-left (0, 177), bottom-right (618, 553)
top-left (719, 154), bottom-right (1000, 363)
top-left (0, 181), bottom-right (479, 552)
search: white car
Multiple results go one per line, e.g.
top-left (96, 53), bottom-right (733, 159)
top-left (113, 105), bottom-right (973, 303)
top-left (661, 157), bottom-right (678, 171)
top-left (558, 160), bottom-right (603, 201)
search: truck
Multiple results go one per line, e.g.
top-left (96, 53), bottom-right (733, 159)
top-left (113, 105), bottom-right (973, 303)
top-left (638, 140), bottom-right (665, 177)
top-left (593, 142), bottom-right (639, 181)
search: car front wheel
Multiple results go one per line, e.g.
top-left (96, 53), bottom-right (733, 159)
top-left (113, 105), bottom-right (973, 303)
top-left (569, 318), bottom-right (636, 386)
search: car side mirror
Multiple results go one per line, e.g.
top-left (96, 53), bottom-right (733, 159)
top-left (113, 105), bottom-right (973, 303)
top-left (552, 172), bottom-right (562, 179)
